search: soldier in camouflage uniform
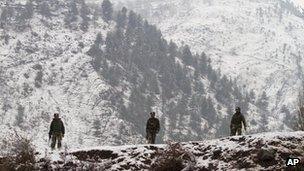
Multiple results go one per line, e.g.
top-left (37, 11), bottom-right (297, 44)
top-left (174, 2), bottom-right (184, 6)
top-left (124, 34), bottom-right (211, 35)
top-left (146, 112), bottom-right (160, 144)
top-left (230, 107), bottom-right (246, 136)
top-left (49, 113), bottom-right (65, 150)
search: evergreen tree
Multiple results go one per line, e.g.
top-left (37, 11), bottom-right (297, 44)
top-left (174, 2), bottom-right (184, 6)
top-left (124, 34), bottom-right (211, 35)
top-left (39, 1), bottom-right (51, 19)
top-left (25, 0), bottom-right (34, 19)
top-left (127, 87), bottom-right (151, 134)
top-left (64, 0), bottom-right (78, 28)
top-left (93, 119), bottom-right (102, 137)
top-left (80, 0), bottom-right (90, 31)
top-left (0, 6), bottom-right (14, 29)
top-left (255, 91), bottom-right (269, 132)
top-left (116, 7), bottom-right (127, 28)
top-left (168, 41), bottom-right (178, 58)
top-left (216, 116), bottom-right (230, 137)
top-left (249, 89), bottom-right (256, 102)
top-left (92, 7), bottom-right (99, 27)
top-left (294, 87), bottom-right (304, 131)
top-left (15, 9), bottom-right (28, 31)
top-left (87, 33), bottom-right (103, 71)
top-left (182, 45), bottom-right (193, 66)
top-left (101, 0), bottom-right (113, 23)
top-left (15, 104), bottom-right (25, 127)
top-left (127, 10), bottom-right (138, 29)
top-left (94, 32), bottom-right (104, 45)
top-left (257, 91), bottom-right (269, 110)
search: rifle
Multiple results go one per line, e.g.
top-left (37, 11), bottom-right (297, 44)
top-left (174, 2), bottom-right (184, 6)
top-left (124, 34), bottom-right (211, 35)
top-left (48, 134), bottom-right (52, 146)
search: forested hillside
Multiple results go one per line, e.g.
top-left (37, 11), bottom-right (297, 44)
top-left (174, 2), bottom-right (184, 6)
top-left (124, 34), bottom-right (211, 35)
top-left (0, 0), bottom-right (265, 149)
top-left (113, 0), bottom-right (304, 131)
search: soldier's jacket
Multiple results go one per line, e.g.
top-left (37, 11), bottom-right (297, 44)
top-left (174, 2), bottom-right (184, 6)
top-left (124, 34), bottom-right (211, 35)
top-left (230, 112), bottom-right (246, 128)
top-left (146, 118), bottom-right (160, 134)
top-left (49, 118), bottom-right (65, 135)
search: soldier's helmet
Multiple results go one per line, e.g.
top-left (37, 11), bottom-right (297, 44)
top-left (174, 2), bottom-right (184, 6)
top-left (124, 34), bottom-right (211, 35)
top-left (150, 112), bottom-right (155, 117)
top-left (235, 107), bottom-right (241, 113)
top-left (54, 113), bottom-right (59, 118)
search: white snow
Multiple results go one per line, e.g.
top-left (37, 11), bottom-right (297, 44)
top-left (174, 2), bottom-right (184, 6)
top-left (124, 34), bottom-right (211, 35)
top-left (38, 131), bottom-right (304, 170)
top-left (116, 0), bottom-right (304, 130)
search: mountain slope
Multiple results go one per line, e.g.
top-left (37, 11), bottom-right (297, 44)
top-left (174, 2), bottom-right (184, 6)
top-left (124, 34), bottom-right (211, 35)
top-left (0, 0), bottom-right (261, 150)
top-left (116, 0), bottom-right (304, 130)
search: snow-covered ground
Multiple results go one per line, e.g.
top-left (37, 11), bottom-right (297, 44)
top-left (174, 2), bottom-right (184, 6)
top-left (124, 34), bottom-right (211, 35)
top-left (11, 131), bottom-right (303, 170)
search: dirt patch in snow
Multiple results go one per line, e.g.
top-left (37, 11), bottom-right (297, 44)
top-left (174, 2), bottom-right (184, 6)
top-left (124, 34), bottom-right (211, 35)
top-left (71, 150), bottom-right (119, 161)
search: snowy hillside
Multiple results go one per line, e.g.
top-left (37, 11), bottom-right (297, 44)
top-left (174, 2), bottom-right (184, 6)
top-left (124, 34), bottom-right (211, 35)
top-left (2, 131), bottom-right (303, 170)
top-left (0, 0), bottom-right (266, 151)
top-left (114, 0), bottom-right (304, 131)
top-left (0, 0), bottom-right (141, 149)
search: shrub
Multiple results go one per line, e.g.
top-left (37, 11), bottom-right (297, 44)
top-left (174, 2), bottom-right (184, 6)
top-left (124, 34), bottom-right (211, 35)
top-left (1, 132), bottom-right (37, 171)
top-left (151, 141), bottom-right (195, 171)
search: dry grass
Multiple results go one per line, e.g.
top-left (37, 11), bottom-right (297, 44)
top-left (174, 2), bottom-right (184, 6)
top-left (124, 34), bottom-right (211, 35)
top-left (151, 141), bottom-right (195, 171)
top-left (0, 131), bottom-right (37, 171)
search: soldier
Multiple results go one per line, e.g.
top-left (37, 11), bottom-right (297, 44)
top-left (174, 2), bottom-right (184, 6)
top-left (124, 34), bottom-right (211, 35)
top-left (49, 113), bottom-right (65, 150)
top-left (146, 112), bottom-right (160, 144)
top-left (230, 107), bottom-right (246, 136)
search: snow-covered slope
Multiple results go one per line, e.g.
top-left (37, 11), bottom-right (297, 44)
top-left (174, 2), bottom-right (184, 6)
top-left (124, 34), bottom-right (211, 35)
top-left (0, 0), bottom-right (142, 150)
top-left (0, 0), bottom-right (263, 151)
top-left (8, 131), bottom-right (303, 170)
top-left (115, 0), bottom-right (304, 130)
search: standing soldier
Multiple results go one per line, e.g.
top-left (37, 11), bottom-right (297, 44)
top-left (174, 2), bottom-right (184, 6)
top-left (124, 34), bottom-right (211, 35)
top-left (230, 107), bottom-right (246, 136)
top-left (49, 113), bottom-right (65, 150)
top-left (146, 112), bottom-right (160, 144)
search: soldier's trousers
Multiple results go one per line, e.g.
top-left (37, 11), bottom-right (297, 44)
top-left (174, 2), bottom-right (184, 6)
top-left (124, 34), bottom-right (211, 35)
top-left (147, 132), bottom-right (156, 144)
top-left (230, 127), bottom-right (242, 136)
top-left (51, 133), bottom-right (62, 149)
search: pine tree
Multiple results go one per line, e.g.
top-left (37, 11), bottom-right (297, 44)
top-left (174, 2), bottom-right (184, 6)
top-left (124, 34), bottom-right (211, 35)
top-left (168, 41), bottom-right (178, 58)
top-left (93, 119), bottom-right (102, 137)
top-left (0, 6), bottom-right (14, 29)
top-left (249, 89), bottom-right (256, 102)
top-left (15, 104), bottom-right (25, 127)
top-left (256, 91), bottom-right (269, 132)
top-left (80, 0), bottom-right (90, 31)
top-left (182, 45), bottom-right (193, 66)
top-left (101, 0), bottom-right (113, 23)
top-left (116, 7), bottom-right (127, 28)
top-left (64, 0), bottom-right (78, 28)
top-left (295, 87), bottom-right (304, 130)
top-left (39, 1), bottom-right (51, 19)
top-left (25, 0), bottom-right (34, 19)
top-left (88, 33), bottom-right (103, 71)
top-left (257, 91), bottom-right (269, 110)
top-left (92, 7), bottom-right (99, 27)
top-left (216, 116), bottom-right (230, 137)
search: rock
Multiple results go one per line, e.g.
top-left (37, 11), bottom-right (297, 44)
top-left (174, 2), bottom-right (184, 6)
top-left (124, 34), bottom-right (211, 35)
top-left (258, 148), bottom-right (275, 161)
top-left (257, 148), bottom-right (277, 167)
top-left (212, 149), bottom-right (222, 159)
